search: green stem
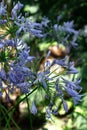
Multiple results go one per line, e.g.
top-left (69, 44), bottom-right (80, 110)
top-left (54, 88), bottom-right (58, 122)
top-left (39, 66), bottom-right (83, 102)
top-left (5, 111), bottom-right (20, 130)
top-left (8, 86), bottom-right (38, 113)
top-left (0, 86), bottom-right (38, 126)
top-left (0, 104), bottom-right (11, 130)
top-left (0, 104), bottom-right (21, 130)
top-left (26, 98), bottom-right (33, 130)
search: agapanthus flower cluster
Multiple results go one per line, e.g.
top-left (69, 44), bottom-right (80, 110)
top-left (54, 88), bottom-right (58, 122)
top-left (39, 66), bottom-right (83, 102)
top-left (53, 21), bottom-right (79, 48)
top-left (0, 0), bottom-right (82, 118)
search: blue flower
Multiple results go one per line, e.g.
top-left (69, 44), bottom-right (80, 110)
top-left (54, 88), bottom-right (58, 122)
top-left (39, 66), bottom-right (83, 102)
top-left (28, 20), bottom-right (46, 38)
top-left (0, 0), bottom-right (7, 16)
top-left (14, 16), bottom-right (46, 37)
top-left (55, 57), bottom-right (78, 74)
top-left (0, 92), bottom-right (2, 97)
top-left (72, 95), bottom-right (82, 104)
top-left (0, 40), bottom-right (4, 48)
top-left (62, 78), bottom-right (82, 104)
top-left (41, 17), bottom-right (50, 27)
top-left (53, 21), bottom-right (79, 47)
top-left (11, 1), bottom-right (23, 18)
top-left (52, 107), bottom-right (58, 115)
top-left (5, 39), bottom-right (16, 47)
top-left (70, 41), bottom-right (78, 48)
top-left (0, 78), bottom-right (4, 97)
top-left (57, 15), bottom-right (62, 21)
top-left (46, 108), bottom-right (52, 119)
top-left (0, 78), bottom-right (3, 89)
top-left (14, 16), bottom-right (27, 35)
top-left (68, 62), bottom-right (78, 74)
top-left (16, 82), bottom-right (30, 93)
top-left (56, 79), bottom-right (63, 97)
top-left (0, 19), bottom-right (7, 25)
top-left (31, 102), bottom-right (37, 115)
top-left (63, 78), bottom-right (82, 90)
top-left (62, 99), bottom-right (68, 112)
top-left (8, 66), bottom-right (27, 85)
top-left (18, 47), bottom-right (35, 65)
top-left (30, 28), bottom-right (44, 38)
top-left (55, 57), bottom-right (68, 67)
top-left (0, 68), bottom-right (6, 80)
top-left (63, 21), bottom-right (74, 32)
top-left (34, 70), bottom-right (51, 89)
top-left (7, 64), bottom-right (32, 93)
top-left (34, 72), bottom-right (47, 89)
top-left (65, 87), bottom-right (79, 97)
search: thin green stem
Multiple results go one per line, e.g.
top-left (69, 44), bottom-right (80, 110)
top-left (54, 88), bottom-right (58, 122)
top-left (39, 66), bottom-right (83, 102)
top-left (26, 97), bottom-right (33, 130)
top-left (8, 86), bottom-right (38, 113)
top-left (0, 105), bottom-right (11, 130)
top-left (5, 110), bottom-right (20, 130)
top-left (1, 104), bottom-right (21, 130)
top-left (0, 86), bottom-right (38, 125)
